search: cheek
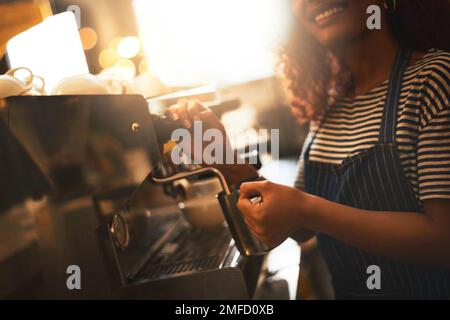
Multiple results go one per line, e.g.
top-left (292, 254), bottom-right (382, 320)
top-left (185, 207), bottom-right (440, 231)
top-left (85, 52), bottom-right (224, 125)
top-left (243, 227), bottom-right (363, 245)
top-left (316, 18), bottom-right (364, 46)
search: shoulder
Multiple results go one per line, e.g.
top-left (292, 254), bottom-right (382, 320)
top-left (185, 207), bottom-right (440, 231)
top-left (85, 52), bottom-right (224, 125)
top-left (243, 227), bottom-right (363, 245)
top-left (406, 49), bottom-right (450, 124)
top-left (413, 49), bottom-right (450, 88)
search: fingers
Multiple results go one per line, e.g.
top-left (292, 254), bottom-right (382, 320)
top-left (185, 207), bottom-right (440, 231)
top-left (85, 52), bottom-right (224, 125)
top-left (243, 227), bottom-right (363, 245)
top-left (166, 99), bottom-right (190, 129)
top-left (237, 189), bottom-right (264, 231)
top-left (244, 216), bottom-right (257, 232)
top-left (244, 214), bottom-right (275, 246)
top-left (237, 195), bottom-right (254, 215)
top-left (177, 99), bottom-right (192, 129)
top-left (166, 99), bottom-right (206, 129)
top-left (239, 180), bottom-right (270, 199)
top-left (238, 181), bottom-right (288, 248)
top-left (237, 181), bottom-right (278, 245)
top-left (237, 181), bottom-right (269, 226)
top-left (187, 100), bottom-right (204, 121)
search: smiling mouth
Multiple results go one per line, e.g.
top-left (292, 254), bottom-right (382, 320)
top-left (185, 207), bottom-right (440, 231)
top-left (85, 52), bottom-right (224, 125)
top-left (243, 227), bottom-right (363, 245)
top-left (309, 1), bottom-right (348, 26)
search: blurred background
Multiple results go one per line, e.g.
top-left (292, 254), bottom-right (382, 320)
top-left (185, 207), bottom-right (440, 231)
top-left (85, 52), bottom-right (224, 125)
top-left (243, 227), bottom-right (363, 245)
top-left (0, 0), bottom-right (308, 171)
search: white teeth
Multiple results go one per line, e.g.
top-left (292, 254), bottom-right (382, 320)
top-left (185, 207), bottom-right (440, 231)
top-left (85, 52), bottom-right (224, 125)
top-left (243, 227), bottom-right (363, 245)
top-left (315, 6), bottom-right (344, 23)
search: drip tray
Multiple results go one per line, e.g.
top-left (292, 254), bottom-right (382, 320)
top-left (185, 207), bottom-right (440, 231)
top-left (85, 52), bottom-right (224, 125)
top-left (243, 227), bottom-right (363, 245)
top-left (135, 225), bottom-right (232, 281)
top-left (138, 256), bottom-right (223, 280)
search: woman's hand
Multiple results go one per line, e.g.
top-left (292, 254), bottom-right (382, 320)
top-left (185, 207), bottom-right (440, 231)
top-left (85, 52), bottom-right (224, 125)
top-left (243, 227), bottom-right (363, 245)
top-left (165, 99), bottom-right (258, 186)
top-left (237, 180), bottom-right (312, 247)
top-left (166, 99), bottom-right (228, 163)
top-left (167, 99), bottom-right (226, 134)
top-left (237, 180), bottom-right (450, 267)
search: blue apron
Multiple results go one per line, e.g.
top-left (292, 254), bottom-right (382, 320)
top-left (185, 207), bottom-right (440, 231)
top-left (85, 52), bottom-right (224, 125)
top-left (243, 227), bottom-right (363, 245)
top-left (303, 49), bottom-right (450, 299)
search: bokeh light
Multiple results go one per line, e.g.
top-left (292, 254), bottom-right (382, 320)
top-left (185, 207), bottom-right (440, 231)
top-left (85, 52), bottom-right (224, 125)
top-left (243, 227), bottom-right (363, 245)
top-left (138, 58), bottom-right (149, 74)
top-left (79, 27), bottom-right (98, 50)
top-left (98, 48), bottom-right (120, 69)
top-left (114, 58), bottom-right (136, 79)
top-left (117, 36), bottom-right (140, 59)
top-left (109, 37), bottom-right (122, 50)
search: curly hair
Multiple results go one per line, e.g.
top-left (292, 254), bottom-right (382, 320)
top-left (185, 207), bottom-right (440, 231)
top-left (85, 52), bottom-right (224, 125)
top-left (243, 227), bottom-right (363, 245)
top-left (280, 0), bottom-right (450, 124)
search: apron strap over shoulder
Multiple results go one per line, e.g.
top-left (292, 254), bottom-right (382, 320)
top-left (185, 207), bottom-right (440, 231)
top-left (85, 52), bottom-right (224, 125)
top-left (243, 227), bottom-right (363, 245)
top-left (379, 48), bottom-right (412, 144)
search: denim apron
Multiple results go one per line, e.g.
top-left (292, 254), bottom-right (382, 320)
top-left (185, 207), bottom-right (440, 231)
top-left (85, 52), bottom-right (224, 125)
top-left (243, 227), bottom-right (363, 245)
top-left (303, 49), bottom-right (450, 299)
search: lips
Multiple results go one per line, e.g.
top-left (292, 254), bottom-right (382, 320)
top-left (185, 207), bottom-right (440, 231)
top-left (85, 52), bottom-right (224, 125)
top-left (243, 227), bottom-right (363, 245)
top-left (306, 0), bottom-right (349, 26)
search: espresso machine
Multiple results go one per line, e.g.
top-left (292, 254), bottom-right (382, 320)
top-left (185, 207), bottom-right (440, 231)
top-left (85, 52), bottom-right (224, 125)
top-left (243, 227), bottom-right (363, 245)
top-left (0, 94), bottom-right (266, 299)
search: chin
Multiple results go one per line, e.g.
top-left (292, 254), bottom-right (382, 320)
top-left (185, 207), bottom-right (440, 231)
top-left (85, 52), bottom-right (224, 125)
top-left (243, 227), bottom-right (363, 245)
top-left (317, 24), bottom-right (363, 48)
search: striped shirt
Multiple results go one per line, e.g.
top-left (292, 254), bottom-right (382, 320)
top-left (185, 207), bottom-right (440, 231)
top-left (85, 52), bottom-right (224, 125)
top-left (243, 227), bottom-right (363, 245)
top-left (296, 49), bottom-right (450, 202)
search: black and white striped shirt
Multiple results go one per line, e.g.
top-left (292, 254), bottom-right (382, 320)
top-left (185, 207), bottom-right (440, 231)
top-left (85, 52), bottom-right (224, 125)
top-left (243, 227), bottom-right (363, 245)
top-left (296, 49), bottom-right (450, 202)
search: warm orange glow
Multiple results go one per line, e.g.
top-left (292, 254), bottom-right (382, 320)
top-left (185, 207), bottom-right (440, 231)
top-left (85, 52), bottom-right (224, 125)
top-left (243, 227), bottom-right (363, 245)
top-left (117, 36), bottom-right (140, 59)
top-left (98, 48), bottom-right (119, 69)
top-left (138, 58), bottom-right (149, 74)
top-left (133, 0), bottom-right (291, 87)
top-left (79, 27), bottom-right (97, 51)
top-left (0, 1), bottom-right (44, 57)
top-left (109, 37), bottom-right (121, 49)
top-left (7, 12), bottom-right (89, 93)
top-left (114, 58), bottom-right (136, 79)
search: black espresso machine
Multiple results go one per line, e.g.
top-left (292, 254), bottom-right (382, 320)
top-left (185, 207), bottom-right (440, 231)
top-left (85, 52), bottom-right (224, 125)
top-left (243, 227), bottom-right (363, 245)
top-left (0, 95), bottom-right (265, 299)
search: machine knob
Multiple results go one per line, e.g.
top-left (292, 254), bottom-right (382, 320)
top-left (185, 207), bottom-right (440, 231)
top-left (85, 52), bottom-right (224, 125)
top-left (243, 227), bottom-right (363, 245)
top-left (110, 213), bottom-right (130, 249)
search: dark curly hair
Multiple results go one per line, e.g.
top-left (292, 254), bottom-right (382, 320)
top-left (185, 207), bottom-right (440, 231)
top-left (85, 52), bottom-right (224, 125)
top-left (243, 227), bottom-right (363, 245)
top-left (280, 0), bottom-right (450, 124)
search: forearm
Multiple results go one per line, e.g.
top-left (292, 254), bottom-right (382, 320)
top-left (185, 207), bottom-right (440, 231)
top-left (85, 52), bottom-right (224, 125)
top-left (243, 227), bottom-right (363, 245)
top-left (303, 194), bottom-right (450, 268)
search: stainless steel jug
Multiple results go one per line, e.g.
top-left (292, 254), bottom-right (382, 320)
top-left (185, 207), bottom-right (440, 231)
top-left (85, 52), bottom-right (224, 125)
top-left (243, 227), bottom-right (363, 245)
top-left (217, 188), bottom-right (272, 256)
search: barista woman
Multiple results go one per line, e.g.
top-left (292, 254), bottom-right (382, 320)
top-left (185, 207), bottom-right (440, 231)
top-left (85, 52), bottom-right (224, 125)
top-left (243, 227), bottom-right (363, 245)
top-left (167, 0), bottom-right (450, 299)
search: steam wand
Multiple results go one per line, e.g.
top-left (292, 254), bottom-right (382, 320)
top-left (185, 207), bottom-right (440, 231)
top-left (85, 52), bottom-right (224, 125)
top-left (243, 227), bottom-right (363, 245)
top-left (151, 167), bottom-right (231, 195)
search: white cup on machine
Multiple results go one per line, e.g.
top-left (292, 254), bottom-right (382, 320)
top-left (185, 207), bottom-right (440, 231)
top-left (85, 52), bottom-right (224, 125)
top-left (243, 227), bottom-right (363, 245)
top-left (0, 67), bottom-right (44, 98)
top-left (51, 73), bottom-right (112, 95)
